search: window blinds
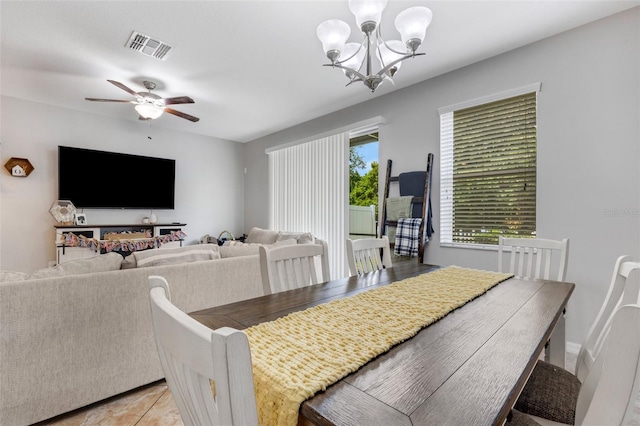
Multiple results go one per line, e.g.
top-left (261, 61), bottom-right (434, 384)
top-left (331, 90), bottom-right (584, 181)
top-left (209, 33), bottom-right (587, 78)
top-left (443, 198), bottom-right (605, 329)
top-left (441, 91), bottom-right (537, 246)
top-left (268, 133), bottom-right (349, 278)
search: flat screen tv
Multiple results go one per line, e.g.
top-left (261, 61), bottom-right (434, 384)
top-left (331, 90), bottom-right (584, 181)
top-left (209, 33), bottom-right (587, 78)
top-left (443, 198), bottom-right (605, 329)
top-left (58, 146), bottom-right (175, 209)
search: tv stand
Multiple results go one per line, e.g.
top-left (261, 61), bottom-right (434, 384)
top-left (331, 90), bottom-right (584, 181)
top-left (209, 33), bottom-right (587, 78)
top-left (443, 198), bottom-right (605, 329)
top-left (54, 223), bottom-right (187, 265)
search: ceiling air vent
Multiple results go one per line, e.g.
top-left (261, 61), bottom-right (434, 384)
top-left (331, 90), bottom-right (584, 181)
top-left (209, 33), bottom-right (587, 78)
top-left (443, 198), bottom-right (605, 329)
top-left (125, 31), bottom-right (172, 61)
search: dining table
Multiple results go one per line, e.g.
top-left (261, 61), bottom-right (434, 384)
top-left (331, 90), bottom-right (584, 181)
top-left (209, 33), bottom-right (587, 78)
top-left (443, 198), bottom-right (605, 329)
top-left (189, 261), bottom-right (574, 426)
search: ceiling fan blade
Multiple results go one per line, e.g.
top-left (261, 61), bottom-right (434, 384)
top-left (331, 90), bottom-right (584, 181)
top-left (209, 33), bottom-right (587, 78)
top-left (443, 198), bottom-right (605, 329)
top-left (163, 96), bottom-right (194, 105)
top-left (107, 80), bottom-right (139, 97)
top-left (85, 98), bottom-right (136, 103)
top-left (164, 107), bottom-right (200, 122)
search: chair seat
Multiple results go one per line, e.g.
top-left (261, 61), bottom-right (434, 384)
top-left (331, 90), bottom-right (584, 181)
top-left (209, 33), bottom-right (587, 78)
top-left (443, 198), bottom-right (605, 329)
top-left (507, 409), bottom-right (547, 426)
top-left (514, 360), bottom-right (580, 425)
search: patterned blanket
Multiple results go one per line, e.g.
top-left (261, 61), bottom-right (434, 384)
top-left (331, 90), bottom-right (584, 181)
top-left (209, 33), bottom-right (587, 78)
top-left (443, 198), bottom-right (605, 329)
top-left (394, 217), bottom-right (422, 257)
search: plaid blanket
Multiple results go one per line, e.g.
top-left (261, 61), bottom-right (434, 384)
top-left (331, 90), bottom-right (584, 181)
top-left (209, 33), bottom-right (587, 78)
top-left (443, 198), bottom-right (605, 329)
top-left (394, 218), bottom-right (422, 257)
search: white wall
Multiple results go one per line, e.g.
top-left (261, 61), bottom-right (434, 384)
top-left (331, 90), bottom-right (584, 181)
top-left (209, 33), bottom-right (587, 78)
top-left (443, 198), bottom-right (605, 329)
top-left (0, 97), bottom-right (246, 273)
top-left (243, 8), bottom-right (640, 346)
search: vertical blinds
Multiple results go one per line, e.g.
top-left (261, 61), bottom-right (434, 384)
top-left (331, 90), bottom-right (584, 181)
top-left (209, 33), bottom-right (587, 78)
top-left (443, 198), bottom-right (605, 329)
top-left (442, 92), bottom-right (537, 246)
top-left (269, 133), bottom-right (349, 278)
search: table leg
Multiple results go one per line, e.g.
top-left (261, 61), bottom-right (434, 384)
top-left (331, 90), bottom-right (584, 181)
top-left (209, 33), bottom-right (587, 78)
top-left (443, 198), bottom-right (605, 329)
top-left (546, 312), bottom-right (566, 369)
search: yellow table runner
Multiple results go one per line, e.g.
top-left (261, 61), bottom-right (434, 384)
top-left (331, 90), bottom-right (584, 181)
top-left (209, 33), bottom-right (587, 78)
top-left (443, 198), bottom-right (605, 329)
top-left (244, 266), bottom-right (513, 426)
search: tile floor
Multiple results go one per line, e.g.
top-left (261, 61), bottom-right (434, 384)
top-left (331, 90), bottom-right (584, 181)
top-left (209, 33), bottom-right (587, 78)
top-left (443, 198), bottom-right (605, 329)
top-left (34, 380), bottom-right (181, 426)
top-left (35, 353), bottom-right (579, 425)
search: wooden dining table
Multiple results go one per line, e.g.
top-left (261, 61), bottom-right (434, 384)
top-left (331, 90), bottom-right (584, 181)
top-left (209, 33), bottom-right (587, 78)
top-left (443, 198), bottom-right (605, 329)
top-left (190, 261), bottom-right (574, 426)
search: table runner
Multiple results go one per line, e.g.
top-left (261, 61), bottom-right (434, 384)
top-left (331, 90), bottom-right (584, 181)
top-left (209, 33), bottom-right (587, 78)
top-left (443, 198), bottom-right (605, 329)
top-left (244, 266), bottom-right (513, 426)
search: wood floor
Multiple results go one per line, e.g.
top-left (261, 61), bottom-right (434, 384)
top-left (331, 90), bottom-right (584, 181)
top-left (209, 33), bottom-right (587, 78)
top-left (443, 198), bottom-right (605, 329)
top-left (35, 353), bottom-right (580, 425)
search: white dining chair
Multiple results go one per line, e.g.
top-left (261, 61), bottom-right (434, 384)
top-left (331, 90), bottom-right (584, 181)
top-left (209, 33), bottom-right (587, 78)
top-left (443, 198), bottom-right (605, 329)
top-left (498, 236), bottom-right (569, 282)
top-left (259, 239), bottom-right (330, 294)
top-left (509, 303), bottom-right (640, 426)
top-left (575, 255), bottom-right (640, 381)
top-left (346, 236), bottom-right (393, 276)
top-left (499, 236), bottom-right (570, 365)
top-left (148, 275), bottom-right (258, 426)
top-left (512, 256), bottom-right (640, 425)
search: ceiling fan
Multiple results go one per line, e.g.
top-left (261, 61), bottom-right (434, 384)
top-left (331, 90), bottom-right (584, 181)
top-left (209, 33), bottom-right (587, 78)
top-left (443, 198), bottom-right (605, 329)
top-left (85, 80), bottom-right (200, 122)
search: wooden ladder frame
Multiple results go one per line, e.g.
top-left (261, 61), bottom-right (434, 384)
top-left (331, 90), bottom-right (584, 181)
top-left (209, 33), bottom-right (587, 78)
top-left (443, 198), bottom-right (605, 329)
top-left (378, 154), bottom-right (434, 263)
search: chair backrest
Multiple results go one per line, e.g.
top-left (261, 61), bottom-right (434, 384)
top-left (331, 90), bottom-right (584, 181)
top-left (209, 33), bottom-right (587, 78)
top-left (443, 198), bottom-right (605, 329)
top-left (259, 239), bottom-right (330, 294)
top-left (575, 304), bottom-right (640, 425)
top-left (575, 255), bottom-right (640, 382)
top-left (346, 236), bottom-right (393, 276)
top-left (148, 276), bottom-right (258, 426)
top-left (498, 237), bottom-right (569, 281)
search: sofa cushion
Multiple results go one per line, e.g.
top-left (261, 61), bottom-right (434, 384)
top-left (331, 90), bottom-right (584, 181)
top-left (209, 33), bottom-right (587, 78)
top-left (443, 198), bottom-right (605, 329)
top-left (246, 227), bottom-right (279, 244)
top-left (276, 231), bottom-right (315, 245)
top-left (30, 252), bottom-right (124, 279)
top-left (0, 270), bottom-right (31, 282)
top-left (134, 244), bottom-right (221, 268)
top-left (220, 244), bottom-right (262, 258)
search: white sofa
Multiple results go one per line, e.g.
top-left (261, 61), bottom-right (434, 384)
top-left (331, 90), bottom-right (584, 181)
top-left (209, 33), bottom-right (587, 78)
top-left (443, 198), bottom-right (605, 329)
top-left (0, 228), bottom-right (320, 425)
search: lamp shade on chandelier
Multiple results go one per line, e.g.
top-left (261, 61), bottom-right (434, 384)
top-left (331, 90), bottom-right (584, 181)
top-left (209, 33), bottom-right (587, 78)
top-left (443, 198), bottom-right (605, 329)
top-left (317, 0), bottom-right (432, 92)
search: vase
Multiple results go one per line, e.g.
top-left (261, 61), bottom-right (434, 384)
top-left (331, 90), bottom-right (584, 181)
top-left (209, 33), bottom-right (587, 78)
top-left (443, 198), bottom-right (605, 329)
top-left (150, 213), bottom-right (157, 224)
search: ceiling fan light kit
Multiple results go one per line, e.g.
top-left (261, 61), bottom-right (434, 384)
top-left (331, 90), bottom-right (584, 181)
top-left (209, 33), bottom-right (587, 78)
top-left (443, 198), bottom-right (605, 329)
top-left (134, 81), bottom-right (165, 119)
top-left (85, 79), bottom-right (200, 122)
top-left (317, 0), bottom-right (432, 92)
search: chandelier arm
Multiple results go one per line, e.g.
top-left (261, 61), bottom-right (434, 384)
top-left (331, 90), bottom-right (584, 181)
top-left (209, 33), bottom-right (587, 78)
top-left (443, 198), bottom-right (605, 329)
top-left (375, 26), bottom-right (388, 70)
top-left (375, 52), bottom-right (425, 77)
top-left (323, 63), bottom-right (368, 82)
top-left (333, 41), bottom-right (365, 66)
top-left (381, 38), bottom-right (412, 56)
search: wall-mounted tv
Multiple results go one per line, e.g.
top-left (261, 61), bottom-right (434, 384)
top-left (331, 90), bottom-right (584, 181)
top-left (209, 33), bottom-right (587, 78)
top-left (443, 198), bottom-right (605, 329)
top-left (58, 146), bottom-right (175, 209)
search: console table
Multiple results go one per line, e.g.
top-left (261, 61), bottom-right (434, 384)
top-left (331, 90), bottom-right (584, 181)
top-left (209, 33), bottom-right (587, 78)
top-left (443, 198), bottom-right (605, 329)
top-left (54, 223), bottom-right (186, 264)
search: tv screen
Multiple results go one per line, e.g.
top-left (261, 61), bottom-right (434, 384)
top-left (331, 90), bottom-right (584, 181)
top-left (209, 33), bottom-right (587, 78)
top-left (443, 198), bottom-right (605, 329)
top-left (58, 146), bottom-right (175, 209)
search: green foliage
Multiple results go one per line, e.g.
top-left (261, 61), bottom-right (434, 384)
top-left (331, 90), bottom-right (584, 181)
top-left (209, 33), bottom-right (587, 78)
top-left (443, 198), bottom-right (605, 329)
top-left (350, 161), bottom-right (378, 211)
top-left (349, 147), bottom-right (366, 193)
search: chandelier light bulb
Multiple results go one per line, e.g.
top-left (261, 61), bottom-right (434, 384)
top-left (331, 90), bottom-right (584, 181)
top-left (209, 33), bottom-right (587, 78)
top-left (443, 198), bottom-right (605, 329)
top-left (348, 0), bottom-right (388, 32)
top-left (395, 6), bottom-right (433, 52)
top-left (317, 19), bottom-right (351, 62)
top-left (135, 103), bottom-right (164, 119)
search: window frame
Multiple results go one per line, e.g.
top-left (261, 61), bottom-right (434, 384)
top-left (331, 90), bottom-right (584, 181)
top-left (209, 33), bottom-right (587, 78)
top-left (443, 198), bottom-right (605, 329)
top-left (438, 83), bottom-right (541, 250)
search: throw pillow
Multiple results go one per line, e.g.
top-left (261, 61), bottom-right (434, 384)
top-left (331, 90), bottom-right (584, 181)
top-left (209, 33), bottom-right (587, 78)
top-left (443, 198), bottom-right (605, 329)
top-left (121, 254), bottom-right (137, 269)
top-left (246, 227), bottom-right (279, 244)
top-left (134, 244), bottom-right (221, 268)
top-left (30, 252), bottom-right (124, 279)
top-left (276, 231), bottom-right (315, 245)
top-left (0, 270), bottom-right (30, 282)
top-left (272, 238), bottom-right (298, 247)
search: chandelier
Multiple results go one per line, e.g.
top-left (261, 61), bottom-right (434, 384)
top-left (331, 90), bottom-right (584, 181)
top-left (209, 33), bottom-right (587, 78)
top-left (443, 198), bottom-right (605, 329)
top-left (317, 0), bottom-right (432, 92)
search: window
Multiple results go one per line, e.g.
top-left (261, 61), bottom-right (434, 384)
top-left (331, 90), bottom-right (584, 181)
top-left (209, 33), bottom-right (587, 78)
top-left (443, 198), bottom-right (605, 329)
top-left (266, 116), bottom-right (384, 278)
top-left (439, 84), bottom-right (539, 247)
top-left (349, 132), bottom-right (379, 240)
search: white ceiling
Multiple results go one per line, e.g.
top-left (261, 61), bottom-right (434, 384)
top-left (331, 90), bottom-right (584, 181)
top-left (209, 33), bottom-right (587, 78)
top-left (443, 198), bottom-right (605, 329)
top-left (1, 1), bottom-right (637, 143)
